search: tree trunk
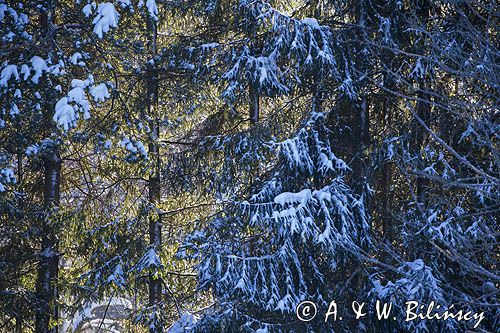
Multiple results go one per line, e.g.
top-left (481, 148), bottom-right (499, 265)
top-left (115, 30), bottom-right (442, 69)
top-left (412, 0), bottom-right (431, 206)
top-left (248, 84), bottom-right (259, 256)
top-left (312, 80), bottom-right (324, 190)
top-left (379, 28), bottom-right (396, 241)
top-left (36, 148), bottom-right (61, 333)
top-left (16, 315), bottom-right (22, 333)
top-left (249, 84), bottom-right (259, 124)
top-left (334, 0), bottom-right (370, 197)
top-left (35, 4), bottom-right (61, 332)
top-left (146, 12), bottom-right (163, 331)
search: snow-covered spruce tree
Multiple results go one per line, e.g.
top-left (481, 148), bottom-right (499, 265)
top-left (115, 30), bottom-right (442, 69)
top-left (0, 0), bottom-right (115, 330)
top-left (180, 113), bottom-right (373, 332)
top-left (170, 1), bottom-right (375, 332)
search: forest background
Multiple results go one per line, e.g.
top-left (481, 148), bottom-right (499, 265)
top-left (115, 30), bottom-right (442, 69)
top-left (0, 0), bottom-right (498, 332)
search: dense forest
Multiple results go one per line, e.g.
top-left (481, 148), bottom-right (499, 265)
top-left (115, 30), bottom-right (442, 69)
top-left (0, 0), bottom-right (498, 332)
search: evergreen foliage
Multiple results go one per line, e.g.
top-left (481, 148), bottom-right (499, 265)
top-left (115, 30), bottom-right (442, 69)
top-left (0, 0), bottom-right (498, 332)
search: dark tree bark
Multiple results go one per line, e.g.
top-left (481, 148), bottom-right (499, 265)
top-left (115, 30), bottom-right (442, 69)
top-left (35, 3), bottom-right (61, 332)
top-left (411, 0), bottom-right (431, 205)
top-left (333, 0), bottom-right (370, 197)
top-left (36, 149), bottom-right (61, 333)
top-left (249, 84), bottom-right (260, 124)
top-left (375, 0), bottom-right (399, 242)
top-left (146, 13), bottom-right (163, 331)
top-left (248, 84), bottom-right (259, 256)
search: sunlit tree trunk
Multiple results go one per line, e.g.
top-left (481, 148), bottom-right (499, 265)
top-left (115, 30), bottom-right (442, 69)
top-left (146, 11), bottom-right (163, 330)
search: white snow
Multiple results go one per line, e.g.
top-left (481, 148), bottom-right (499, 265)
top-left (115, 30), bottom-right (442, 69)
top-left (200, 42), bottom-right (219, 50)
top-left (135, 140), bottom-right (147, 158)
top-left (0, 64), bottom-right (19, 87)
top-left (247, 56), bottom-right (282, 89)
top-left (106, 264), bottom-right (125, 286)
top-left (120, 138), bottom-right (137, 153)
top-left (90, 83), bottom-right (109, 102)
top-left (68, 86), bottom-right (90, 118)
top-left (167, 313), bottom-right (197, 333)
top-left (53, 97), bottom-right (77, 131)
top-left (0, 4), bottom-right (8, 22)
top-left (53, 78), bottom-right (98, 129)
top-left (301, 17), bottom-right (320, 29)
top-left (92, 3), bottom-right (119, 39)
top-left (135, 248), bottom-right (162, 272)
top-left (71, 78), bottom-right (90, 88)
top-left (0, 4), bottom-right (27, 25)
top-left (407, 259), bottom-right (426, 272)
top-left (25, 145), bottom-right (39, 156)
top-left (0, 168), bottom-right (14, 192)
top-left (10, 103), bottom-right (19, 116)
top-left (1, 168), bottom-right (15, 185)
top-left (71, 297), bottom-right (132, 332)
top-left (274, 189), bottom-right (312, 206)
top-left (20, 64), bottom-right (30, 81)
top-left (82, 2), bottom-right (95, 17)
top-left (30, 56), bottom-right (48, 84)
top-left (146, 0), bottom-right (158, 20)
top-left (70, 52), bottom-right (84, 65)
top-left (411, 57), bottom-right (425, 78)
top-left (119, 138), bottom-right (147, 158)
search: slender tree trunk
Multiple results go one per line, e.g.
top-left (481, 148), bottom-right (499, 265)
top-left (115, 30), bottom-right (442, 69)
top-left (148, 124), bottom-right (162, 310)
top-left (335, 0), bottom-right (370, 196)
top-left (312, 80), bottom-right (324, 191)
top-left (146, 13), bottom-right (163, 330)
top-left (249, 84), bottom-right (259, 124)
top-left (404, 0), bottom-right (431, 262)
top-left (414, 82), bottom-right (431, 204)
top-left (380, 162), bottom-right (393, 239)
top-left (16, 146), bottom-right (24, 333)
top-left (380, 73), bottom-right (394, 240)
top-left (353, 0), bottom-right (370, 197)
top-left (352, 97), bottom-right (370, 194)
top-left (148, 139), bottom-right (162, 311)
top-left (379, 24), bottom-right (396, 241)
top-left (348, 4), bottom-right (370, 333)
top-left (412, 0), bottom-right (431, 205)
top-left (36, 149), bottom-right (61, 333)
top-left (35, 3), bottom-right (60, 332)
top-left (248, 84), bottom-right (259, 256)
top-left (16, 315), bottom-right (22, 333)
